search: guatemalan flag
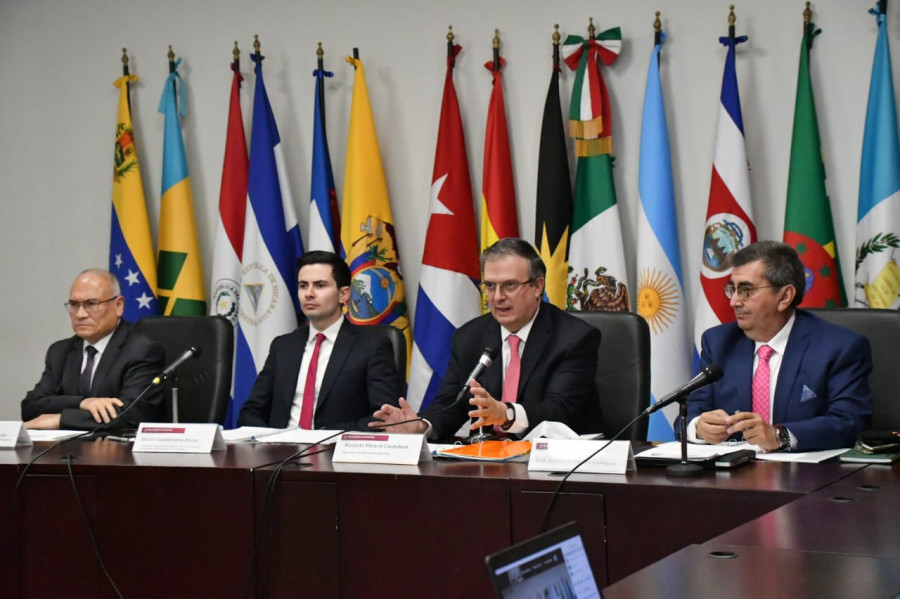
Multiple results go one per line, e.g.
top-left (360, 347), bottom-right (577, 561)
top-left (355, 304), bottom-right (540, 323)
top-left (636, 31), bottom-right (690, 441)
top-left (228, 52), bottom-right (304, 427)
top-left (307, 56), bottom-right (341, 252)
top-left (693, 28), bottom-right (756, 369)
top-left (855, 5), bottom-right (900, 310)
top-left (110, 71), bottom-right (158, 322)
top-left (407, 44), bottom-right (481, 411)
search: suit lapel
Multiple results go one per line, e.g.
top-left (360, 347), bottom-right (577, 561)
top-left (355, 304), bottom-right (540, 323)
top-left (517, 306), bottom-right (551, 398)
top-left (63, 337), bottom-right (85, 395)
top-left (734, 335), bottom-right (756, 412)
top-left (90, 323), bottom-right (128, 395)
top-left (773, 313), bottom-right (809, 423)
top-left (316, 320), bottom-right (355, 411)
top-left (480, 319), bottom-right (504, 399)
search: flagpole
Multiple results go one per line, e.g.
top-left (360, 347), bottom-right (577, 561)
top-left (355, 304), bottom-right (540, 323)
top-left (352, 47), bottom-right (359, 70)
top-left (253, 34), bottom-right (260, 62)
top-left (654, 12), bottom-right (662, 47)
top-left (168, 45), bottom-right (176, 99)
top-left (492, 29), bottom-right (500, 72)
top-left (447, 25), bottom-right (455, 70)
top-left (317, 42), bottom-right (326, 120)
top-left (728, 5), bottom-right (736, 42)
top-left (880, 0), bottom-right (887, 15)
top-left (233, 40), bottom-right (240, 72)
top-left (122, 48), bottom-right (131, 111)
top-left (552, 24), bottom-right (560, 69)
top-left (588, 16), bottom-right (595, 40)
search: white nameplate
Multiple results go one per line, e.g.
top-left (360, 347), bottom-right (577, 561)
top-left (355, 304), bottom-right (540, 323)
top-left (0, 421), bottom-right (32, 448)
top-left (332, 433), bottom-right (431, 465)
top-left (528, 439), bottom-right (634, 474)
top-left (133, 423), bottom-right (225, 453)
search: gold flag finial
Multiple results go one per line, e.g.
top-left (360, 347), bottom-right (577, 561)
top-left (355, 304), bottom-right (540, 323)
top-left (253, 34), bottom-right (260, 55)
top-left (493, 28), bottom-right (500, 50)
top-left (167, 44), bottom-right (175, 63)
top-left (588, 17), bottom-right (596, 38)
top-left (122, 48), bottom-right (129, 66)
top-left (728, 5), bottom-right (736, 27)
top-left (317, 41), bottom-right (324, 60)
top-left (654, 11), bottom-right (662, 33)
top-left (804, 2), bottom-right (812, 24)
top-left (447, 25), bottom-right (454, 43)
top-left (233, 41), bottom-right (240, 61)
top-left (553, 24), bottom-right (560, 46)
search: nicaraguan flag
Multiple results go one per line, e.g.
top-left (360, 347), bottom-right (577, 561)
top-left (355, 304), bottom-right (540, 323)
top-left (228, 53), bottom-right (304, 427)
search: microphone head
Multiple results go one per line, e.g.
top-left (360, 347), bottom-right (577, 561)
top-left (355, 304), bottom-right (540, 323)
top-left (703, 363), bottom-right (723, 382)
top-left (485, 347), bottom-right (499, 361)
top-left (190, 346), bottom-right (201, 358)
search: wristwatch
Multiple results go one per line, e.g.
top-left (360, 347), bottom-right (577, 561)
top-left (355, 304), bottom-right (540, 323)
top-left (500, 402), bottom-right (516, 431)
top-left (773, 424), bottom-right (791, 452)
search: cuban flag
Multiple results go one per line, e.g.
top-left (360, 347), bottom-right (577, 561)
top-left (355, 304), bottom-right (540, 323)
top-left (855, 5), bottom-right (900, 310)
top-left (407, 44), bottom-right (481, 411)
top-left (636, 31), bottom-right (690, 441)
top-left (693, 31), bottom-right (757, 369)
top-left (307, 63), bottom-right (341, 252)
top-left (227, 52), bottom-right (304, 427)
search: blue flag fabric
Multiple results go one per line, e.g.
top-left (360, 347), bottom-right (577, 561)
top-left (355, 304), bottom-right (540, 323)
top-left (308, 67), bottom-right (341, 252)
top-left (637, 33), bottom-right (690, 442)
top-left (227, 54), bottom-right (304, 428)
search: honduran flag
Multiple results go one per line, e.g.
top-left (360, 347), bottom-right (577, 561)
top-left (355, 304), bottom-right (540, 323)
top-left (110, 71), bottom-right (158, 322)
top-left (636, 31), bottom-right (690, 441)
top-left (307, 57), bottom-right (341, 253)
top-left (407, 44), bottom-right (481, 411)
top-left (693, 29), bottom-right (756, 368)
top-left (228, 52), bottom-right (304, 427)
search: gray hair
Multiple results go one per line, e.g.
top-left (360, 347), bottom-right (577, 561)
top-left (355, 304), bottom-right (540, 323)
top-left (480, 238), bottom-right (547, 280)
top-left (730, 241), bottom-right (805, 307)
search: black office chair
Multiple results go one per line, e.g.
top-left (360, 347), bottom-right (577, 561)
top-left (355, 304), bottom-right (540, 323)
top-left (371, 324), bottom-right (406, 375)
top-left (134, 315), bottom-right (233, 424)
top-left (806, 308), bottom-right (900, 430)
top-left (568, 311), bottom-right (651, 441)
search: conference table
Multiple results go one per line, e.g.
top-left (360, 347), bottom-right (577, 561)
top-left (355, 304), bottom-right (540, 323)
top-left (1, 438), bottom-right (893, 598)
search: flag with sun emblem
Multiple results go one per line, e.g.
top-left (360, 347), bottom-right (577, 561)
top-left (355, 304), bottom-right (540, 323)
top-left (341, 55), bottom-right (411, 370)
top-left (855, 5), bottom-right (900, 309)
top-left (693, 18), bottom-right (756, 369)
top-left (636, 29), bottom-right (690, 441)
top-left (783, 11), bottom-right (846, 308)
top-left (110, 70), bottom-right (158, 322)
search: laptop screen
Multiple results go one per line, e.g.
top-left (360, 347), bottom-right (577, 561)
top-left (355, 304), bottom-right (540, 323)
top-left (485, 521), bottom-right (602, 599)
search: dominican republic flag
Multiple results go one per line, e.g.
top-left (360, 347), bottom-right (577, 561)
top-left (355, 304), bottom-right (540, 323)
top-left (228, 52), bottom-right (304, 428)
top-left (110, 70), bottom-right (158, 322)
top-left (692, 31), bottom-right (756, 369)
top-left (407, 44), bottom-right (481, 411)
top-left (307, 61), bottom-right (340, 252)
top-left (636, 31), bottom-right (690, 441)
top-left (855, 5), bottom-right (900, 310)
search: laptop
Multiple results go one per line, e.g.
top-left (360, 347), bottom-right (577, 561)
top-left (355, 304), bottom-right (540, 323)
top-left (485, 521), bottom-right (602, 599)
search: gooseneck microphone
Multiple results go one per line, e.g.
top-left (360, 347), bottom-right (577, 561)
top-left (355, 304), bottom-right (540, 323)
top-left (455, 347), bottom-right (499, 405)
top-left (153, 346), bottom-right (200, 385)
top-left (643, 364), bottom-right (723, 416)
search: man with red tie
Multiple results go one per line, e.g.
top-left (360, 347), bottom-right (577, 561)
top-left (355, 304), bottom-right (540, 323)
top-left (688, 241), bottom-right (873, 452)
top-left (372, 238), bottom-right (602, 440)
top-left (238, 251), bottom-right (402, 430)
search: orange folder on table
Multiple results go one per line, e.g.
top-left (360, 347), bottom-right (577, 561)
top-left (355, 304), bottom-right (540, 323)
top-left (437, 440), bottom-right (532, 462)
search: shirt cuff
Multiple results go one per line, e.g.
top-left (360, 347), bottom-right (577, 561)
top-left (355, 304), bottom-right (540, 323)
top-left (687, 416), bottom-right (706, 444)
top-left (503, 404), bottom-right (529, 435)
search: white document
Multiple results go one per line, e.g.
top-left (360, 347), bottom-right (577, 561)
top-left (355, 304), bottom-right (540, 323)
top-left (253, 428), bottom-right (345, 445)
top-left (0, 421), bottom-right (33, 448)
top-left (528, 439), bottom-right (634, 474)
top-left (755, 448), bottom-right (850, 463)
top-left (635, 441), bottom-right (761, 460)
top-left (221, 426), bottom-right (283, 443)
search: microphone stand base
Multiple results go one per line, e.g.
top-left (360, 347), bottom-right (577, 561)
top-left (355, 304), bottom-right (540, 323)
top-left (666, 462), bottom-right (704, 477)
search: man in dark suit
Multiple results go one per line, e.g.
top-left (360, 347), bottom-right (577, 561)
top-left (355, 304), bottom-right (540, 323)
top-left (238, 251), bottom-right (402, 430)
top-left (372, 238), bottom-right (601, 439)
top-left (22, 269), bottom-right (166, 430)
top-left (687, 241), bottom-right (873, 452)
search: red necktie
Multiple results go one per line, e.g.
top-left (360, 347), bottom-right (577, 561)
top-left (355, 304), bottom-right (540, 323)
top-left (299, 333), bottom-right (325, 429)
top-left (501, 335), bottom-right (521, 404)
top-left (752, 345), bottom-right (774, 423)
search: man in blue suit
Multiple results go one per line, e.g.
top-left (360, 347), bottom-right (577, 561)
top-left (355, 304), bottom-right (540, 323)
top-left (687, 241), bottom-right (873, 452)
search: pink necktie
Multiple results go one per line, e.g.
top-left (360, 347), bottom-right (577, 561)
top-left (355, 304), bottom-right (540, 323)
top-left (752, 345), bottom-right (774, 423)
top-left (299, 333), bottom-right (325, 429)
top-left (501, 335), bottom-right (521, 404)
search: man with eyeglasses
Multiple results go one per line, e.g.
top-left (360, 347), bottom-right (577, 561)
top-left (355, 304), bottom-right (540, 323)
top-left (372, 238), bottom-right (602, 439)
top-left (686, 241), bottom-right (873, 452)
top-left (21, 269), bottom-right (165, 430)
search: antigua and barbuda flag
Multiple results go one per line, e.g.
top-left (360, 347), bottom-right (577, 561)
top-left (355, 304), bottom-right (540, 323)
top-left (228, 52), bottom-right (305, 427)
top-left (563, 26), bottom-right (630, 312)
top-left (855, 5), bottom-right (900, 309)
top-left (784, 13), bottom-right (846, 308)
top-left (307, 54), bottom-right (341, 252)
top-left (110, 71), bottom-right (158, 321)
top-left (157, 58), bottom-right (206, 315)
top-left (340, 55), bottom-right (411, 371)
top-left (693, 28), bottom-right (756, 368)
top-left (636, 30), bottom-right (689, 442)
top-left (407, 43), bottom-right (481, 411)
top-left (534, 40), bottom-right (573, 309)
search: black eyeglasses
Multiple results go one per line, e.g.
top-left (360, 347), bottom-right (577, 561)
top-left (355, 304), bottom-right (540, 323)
top-left (480, 280), bottom-right (535, 296)
top-left (65, 297), bottom-right (119, 314)
top-left (723, 284), bottom-right (777, 301)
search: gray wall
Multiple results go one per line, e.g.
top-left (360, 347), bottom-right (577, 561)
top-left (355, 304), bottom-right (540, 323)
top-left (0, 0), bottom-right (893, 418)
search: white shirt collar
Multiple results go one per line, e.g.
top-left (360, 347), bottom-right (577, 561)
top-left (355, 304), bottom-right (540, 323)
top-left (754, 311), bottom-right (795, 356)
top-left (500, 304), bottom-right (540, 344)
top-left (308, 315), bottom-right (344, 345)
